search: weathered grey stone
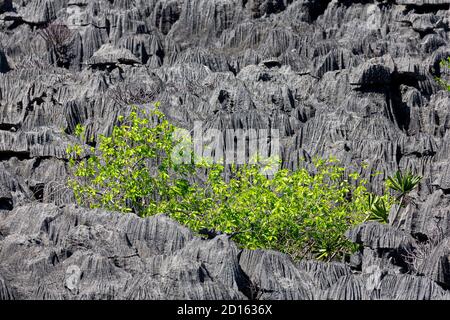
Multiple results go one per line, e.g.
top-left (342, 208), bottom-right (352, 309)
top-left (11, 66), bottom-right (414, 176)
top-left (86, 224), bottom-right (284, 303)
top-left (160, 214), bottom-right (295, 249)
top-left (87, 44), bottom-right (141, 68)
top-left (0, 274), bottom-right (14, 300)
top-left (297, 260), bottom-right (353, 290)
top-left (0, 203), bottom-right (245, 299)
top-left (239, 249), bottom-right (315, 299)
top-left (377, 273), bottom-right (449, 300)
top-left (397, 0), bottom-right (450, 5)
top-left (0, 0), bottom-right (12, 12)
top-left (0, 49), bottom-right (9, 73)
top-left (346, 222), bottom-right (417, 251)
top-left (349, 55), bottom-right (395, 86)
top-left (1, 0), bottom-right (450, 300)
top-left (419, 237), bottom-right (450, 287)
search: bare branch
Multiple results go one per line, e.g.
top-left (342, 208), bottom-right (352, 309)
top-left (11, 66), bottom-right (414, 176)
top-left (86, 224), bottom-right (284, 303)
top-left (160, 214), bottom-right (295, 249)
top-left (38, 22), bottom-right (74, 68)
top-left (108, 85), bottom-right (160, 106)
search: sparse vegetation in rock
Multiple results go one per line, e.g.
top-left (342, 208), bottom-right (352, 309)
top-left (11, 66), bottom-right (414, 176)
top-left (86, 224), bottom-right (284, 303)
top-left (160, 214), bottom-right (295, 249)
top-left (2, 0), bottom-right (450, 300)
top-left (386, 171), bottom-right (422, 227)
top-left (38, 22), bottom-right (74, 68)
top-left (108, 85), bottom-right (160, 106)
top-left (366, 193), bottom-right (393, 224)
top-left (436, 57), bottom-right (450, 91)
top-left (403, 227), bottom-right (445, 274)
top-left (67, 104), bottom-right (398, 262)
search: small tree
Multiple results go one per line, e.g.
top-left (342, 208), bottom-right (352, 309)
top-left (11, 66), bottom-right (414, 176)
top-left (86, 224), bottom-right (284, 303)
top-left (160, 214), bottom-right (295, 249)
top-left (38, 22), bottom-right (74, 68)
top-left (67, 103), bottom-right (194, 214)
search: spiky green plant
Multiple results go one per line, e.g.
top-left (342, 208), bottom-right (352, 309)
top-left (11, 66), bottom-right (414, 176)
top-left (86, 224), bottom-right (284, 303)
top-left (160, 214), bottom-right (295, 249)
top-left (387, 171), bottom-right (422, 226)
top-left (366, 194), bottom-right (390, 223)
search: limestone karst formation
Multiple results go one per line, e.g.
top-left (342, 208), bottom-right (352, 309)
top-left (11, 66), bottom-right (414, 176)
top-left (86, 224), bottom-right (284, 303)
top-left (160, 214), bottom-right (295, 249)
top-left (0, 0), bottom-right (449, 300)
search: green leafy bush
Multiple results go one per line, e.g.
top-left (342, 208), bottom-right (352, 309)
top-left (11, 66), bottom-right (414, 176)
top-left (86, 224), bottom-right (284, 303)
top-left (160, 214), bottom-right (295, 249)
top-left (68, 104), bottom-right (399, 261)
top-left (67, 104), bottom-right (194, 215)
top-left (436, 57), bottom-right (450, 91)
top-left (179, 158), bottom-right (379, 261)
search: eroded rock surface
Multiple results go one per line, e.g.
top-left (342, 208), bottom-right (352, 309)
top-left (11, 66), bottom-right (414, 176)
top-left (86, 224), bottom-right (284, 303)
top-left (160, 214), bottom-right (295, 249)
top-left (0, 204), bottom-right (449, 300)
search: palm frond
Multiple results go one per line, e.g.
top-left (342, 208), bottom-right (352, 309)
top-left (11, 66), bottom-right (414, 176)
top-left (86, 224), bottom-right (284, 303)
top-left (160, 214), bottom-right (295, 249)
top-left (367, 194), bottom-right (389, 223)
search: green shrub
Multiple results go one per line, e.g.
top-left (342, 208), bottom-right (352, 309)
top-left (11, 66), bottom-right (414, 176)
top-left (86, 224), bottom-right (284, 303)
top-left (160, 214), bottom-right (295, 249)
top-left (175, 158), bottom-right (374, 261)
top-left (67, 104), bottom-right (397, 261)
top-left (436, 57), bottom-right (450, 91)
top-left (67, 104), bottom-right (194, 215)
